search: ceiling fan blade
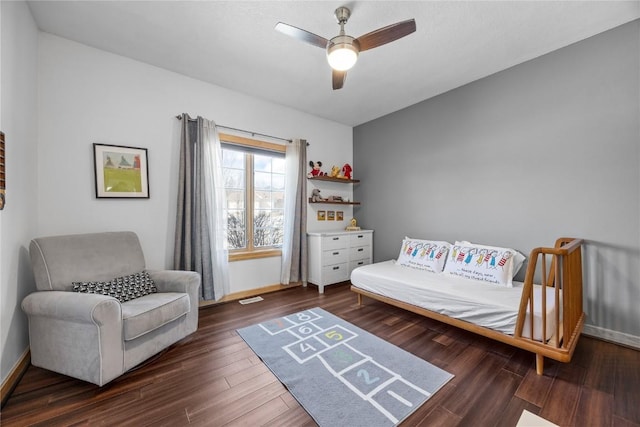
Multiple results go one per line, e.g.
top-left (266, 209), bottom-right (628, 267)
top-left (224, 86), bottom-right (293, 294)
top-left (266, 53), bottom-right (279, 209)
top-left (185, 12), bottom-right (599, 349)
top-left (275, 22), bottom-right (329, 49)
top-left (356, 19), bottom-right (416, 52)
top-left (332, 70), bottom-right (346, 90)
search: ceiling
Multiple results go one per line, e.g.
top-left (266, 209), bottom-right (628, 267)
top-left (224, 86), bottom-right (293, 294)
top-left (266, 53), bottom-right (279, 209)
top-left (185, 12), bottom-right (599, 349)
top-left (26, 1), bottom-right (639, 127)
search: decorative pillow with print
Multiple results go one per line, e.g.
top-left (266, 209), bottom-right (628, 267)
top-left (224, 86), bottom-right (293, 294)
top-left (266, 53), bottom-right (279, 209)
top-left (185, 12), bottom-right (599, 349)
top-left (396, 238), bottom-right (451, 273)
top-left (72, 271), bottom-right (157, 302)
top-left (443, 242), bottom-right (525, 287)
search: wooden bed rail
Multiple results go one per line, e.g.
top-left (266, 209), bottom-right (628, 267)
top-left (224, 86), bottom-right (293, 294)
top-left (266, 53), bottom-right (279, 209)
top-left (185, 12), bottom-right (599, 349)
top-left (514, 238), bottom-right (585, 371)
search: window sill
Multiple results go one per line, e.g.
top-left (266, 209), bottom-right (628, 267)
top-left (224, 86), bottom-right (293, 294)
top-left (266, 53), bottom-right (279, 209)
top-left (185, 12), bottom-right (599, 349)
top-left (229, 249), bottom-right (282, 262)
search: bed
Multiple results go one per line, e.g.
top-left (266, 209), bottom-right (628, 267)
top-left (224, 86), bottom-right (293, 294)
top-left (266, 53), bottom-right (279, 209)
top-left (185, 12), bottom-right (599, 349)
top-left (350, 237), bottom-right (585, 375)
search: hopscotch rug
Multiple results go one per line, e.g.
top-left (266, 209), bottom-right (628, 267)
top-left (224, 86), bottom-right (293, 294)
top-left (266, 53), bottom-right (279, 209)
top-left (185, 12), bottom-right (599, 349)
top-left (237, 307), bottom-right (453, 426)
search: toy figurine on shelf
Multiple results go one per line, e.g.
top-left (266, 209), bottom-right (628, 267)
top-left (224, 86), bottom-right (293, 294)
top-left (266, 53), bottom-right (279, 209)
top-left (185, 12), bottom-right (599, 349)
top-left (308, 161), bottom-right (325, 178)
top-left (342, 163), bottom-right (353, 180)
top-left (346, 217), bottom-right (361, 231)
top-left (311, 188), bottom-right (325, 202)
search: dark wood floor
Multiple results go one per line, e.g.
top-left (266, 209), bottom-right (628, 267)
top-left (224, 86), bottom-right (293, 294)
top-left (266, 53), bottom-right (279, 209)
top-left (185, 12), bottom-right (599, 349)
top-left (2, 283), bottom-right (639, 426)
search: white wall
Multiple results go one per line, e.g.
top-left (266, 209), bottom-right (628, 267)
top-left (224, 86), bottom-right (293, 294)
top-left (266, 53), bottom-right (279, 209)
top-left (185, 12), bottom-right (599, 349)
top-left (0, 1), bottom-right (39, 387)
top-left (37, 33), bottom-right (353, 294)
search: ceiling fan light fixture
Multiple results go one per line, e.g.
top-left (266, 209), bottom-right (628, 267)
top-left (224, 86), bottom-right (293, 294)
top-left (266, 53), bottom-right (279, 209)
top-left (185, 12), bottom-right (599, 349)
top-left (327, 36), bottom-right (359, 71)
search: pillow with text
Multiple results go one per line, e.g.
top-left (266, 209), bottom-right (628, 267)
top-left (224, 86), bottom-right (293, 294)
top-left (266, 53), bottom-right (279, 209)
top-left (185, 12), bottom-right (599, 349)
top-left (443, 241), bottom-right (526, 287)
top-left (396, 238), bottom-right (451, 273)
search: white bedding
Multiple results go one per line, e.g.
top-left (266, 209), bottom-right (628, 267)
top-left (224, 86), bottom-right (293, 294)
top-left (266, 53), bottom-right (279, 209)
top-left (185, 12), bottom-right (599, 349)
top-left (350, 260), bottom-right (558, 341)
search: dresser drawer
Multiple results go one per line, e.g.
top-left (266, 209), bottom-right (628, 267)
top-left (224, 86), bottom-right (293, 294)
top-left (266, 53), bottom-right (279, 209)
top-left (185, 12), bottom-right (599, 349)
top-left (322, 263), bottom-right (349, 283)
top-left (322, 235), bottom-right (348, 250)
top-left (349, 245), bottom-right (371, 260)
top-left (349, 232), bottom-right (372, 247)
top-left (322, 248), bottom-right (348, 265)
top-left (349, 259), bottom-right (370, 274)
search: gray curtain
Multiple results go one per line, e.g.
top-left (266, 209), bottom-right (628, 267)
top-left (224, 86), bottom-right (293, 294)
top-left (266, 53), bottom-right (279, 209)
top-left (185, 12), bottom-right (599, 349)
top-left (174, 114), bottom-right (229, 300)
top-left (280, 139), bottom-right (308, 285)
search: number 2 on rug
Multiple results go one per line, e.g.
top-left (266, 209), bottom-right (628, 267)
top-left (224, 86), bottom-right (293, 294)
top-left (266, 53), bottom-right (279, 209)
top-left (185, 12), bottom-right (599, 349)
top-left (357, 369), bottom-right (380, 385)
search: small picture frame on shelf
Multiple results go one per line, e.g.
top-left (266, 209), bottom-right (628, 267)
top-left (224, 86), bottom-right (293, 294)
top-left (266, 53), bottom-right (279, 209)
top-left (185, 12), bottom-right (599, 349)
top-left (336, 211), bottom-right (344, 221)
top-left (317, 210), bottom-right (326, 221)
top-left (327, 210), bottom-right (335, 221)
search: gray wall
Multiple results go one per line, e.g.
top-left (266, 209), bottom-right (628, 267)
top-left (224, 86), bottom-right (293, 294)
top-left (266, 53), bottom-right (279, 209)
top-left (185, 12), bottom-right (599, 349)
top-left (353, 20), bottom-right (640, 342)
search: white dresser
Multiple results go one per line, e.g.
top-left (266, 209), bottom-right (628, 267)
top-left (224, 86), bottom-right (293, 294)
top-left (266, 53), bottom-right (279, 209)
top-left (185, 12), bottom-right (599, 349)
top-left (307, 230), bottom-right (373, 293)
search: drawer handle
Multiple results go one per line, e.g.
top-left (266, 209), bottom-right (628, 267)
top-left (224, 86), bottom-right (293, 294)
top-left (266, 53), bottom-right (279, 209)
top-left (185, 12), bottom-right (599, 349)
top-left (357, 235), bottom-right (364, 238)
top-left (357, 261), bottom-right (364, 265)
top-left (332, 252), bottom-right (340, 255)
top-left (332, 237), bottom-right (339, 240)
top-left (333, 266), bottom-right (340, 270)
top-left (357, 248), bottom-right (364, 252)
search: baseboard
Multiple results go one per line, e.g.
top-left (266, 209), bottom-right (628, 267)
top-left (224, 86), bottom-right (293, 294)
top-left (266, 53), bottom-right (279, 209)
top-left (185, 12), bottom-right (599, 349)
top-left (199, 282), bottom-right (302, 308)
top-left (582, 324), bottom-right (640, 350)
top-left (1, 348), bottom-right (30, 408)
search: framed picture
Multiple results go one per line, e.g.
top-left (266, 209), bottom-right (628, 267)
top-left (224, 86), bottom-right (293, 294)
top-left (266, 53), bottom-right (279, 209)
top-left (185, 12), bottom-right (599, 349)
top-left (336, 211), bottom-right (344, 221)
top-left (327, 210), bottom-right (335, 221)
top-left (94, 143), bottom-right (149, 198)
top-left (317, 210), bottom-right (326, 221)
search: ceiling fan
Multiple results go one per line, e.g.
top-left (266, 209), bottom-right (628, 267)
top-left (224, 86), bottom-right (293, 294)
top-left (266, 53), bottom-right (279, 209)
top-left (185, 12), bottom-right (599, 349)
top-left (275, 6), bottom-right (416, 90)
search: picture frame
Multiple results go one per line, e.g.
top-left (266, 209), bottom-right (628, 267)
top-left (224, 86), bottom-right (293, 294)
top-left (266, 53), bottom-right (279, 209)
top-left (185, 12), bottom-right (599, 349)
top-left (94, 143), bottom-right (149, 198)
top-left (317, 210), bottom-right (326, 221)
top-left (336, 211), bottom-right (344, 221)
top-left (327, 210), bottom-right (335, 221)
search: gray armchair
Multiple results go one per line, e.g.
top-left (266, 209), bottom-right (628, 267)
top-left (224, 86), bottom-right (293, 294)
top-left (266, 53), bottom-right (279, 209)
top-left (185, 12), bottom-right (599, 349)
top-left (22, 231), bottom-right (200, 386)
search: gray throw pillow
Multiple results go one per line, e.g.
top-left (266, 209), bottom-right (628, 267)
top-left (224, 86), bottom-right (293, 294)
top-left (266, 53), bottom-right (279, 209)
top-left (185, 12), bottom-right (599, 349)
top-left (72, 271), bottom-right (157, 302)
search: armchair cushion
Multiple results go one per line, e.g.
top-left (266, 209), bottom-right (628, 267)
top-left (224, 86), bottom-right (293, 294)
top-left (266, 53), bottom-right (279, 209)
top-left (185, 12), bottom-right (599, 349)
top-left (121, 293), bottom-right (190, 341)
top-left (72, 271), bottom-right (158, 303)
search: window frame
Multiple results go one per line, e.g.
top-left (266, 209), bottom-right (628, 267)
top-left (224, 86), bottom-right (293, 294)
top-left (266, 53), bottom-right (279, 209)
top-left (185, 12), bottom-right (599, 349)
top-left (219, 133), bottom-right (286, 262)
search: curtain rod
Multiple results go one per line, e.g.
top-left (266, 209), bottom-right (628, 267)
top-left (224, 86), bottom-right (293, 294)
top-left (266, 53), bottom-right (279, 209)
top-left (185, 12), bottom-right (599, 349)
top-left (175, 115), bottom-right (296, 144)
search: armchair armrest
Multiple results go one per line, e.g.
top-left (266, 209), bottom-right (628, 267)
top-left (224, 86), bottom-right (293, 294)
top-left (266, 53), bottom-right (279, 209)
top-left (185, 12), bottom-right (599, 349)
top-left (21, 291), bottom-right (124, 386)
top-left (147, 270), bottom-right (200, 294)
top-left (22, 291), bottom-right (121, 324)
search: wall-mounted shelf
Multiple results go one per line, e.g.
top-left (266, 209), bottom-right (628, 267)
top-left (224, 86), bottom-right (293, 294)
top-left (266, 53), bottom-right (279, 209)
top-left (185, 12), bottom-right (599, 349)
top-left (308, 176), bottom-right (360, 184)
top-left (308, 174), bottom-right (361, 206)
top-left (308, 198), bottom-right (360, 205)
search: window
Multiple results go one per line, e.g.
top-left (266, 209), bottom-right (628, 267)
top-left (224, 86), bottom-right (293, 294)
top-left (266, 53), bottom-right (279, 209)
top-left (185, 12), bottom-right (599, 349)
top-left (220, 133), bottom-right (286, 260)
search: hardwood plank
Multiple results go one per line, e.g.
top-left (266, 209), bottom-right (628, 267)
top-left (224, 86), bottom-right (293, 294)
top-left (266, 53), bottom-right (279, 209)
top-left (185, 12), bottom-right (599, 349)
top-left (415, 406), bottom-right (462, 426)
top-left (613, 345), bottom-right (640, 424)
top-left (538, 361), bottom-right (586, 426)
top-left (514, 362), bottom-right (557, 406)
top-left (574, 387), bottom-right (614, 427)
top-left (222, 395), bottom-right (290, 427)
top-left (441, 353), bottom-right (509, 417)
top-left (457, 369), bottom-right (522, 426)
top-left (495, 396), bottom-right (543, 427)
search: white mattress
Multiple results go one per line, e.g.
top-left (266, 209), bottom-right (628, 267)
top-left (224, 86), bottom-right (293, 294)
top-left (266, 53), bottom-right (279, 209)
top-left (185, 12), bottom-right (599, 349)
top-left (350, 260), bottom-right (558, 341)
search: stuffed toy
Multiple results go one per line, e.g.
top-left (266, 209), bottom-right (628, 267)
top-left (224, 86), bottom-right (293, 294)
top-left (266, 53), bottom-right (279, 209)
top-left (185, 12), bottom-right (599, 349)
top-left (329, 165), bottom-right (341, 178)
top-left (311, 188), bottom-right (325, 202)
top-left (342, 163), bottom-right (353, 180)
top-left (308, 161), bottom-right (325, 178)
